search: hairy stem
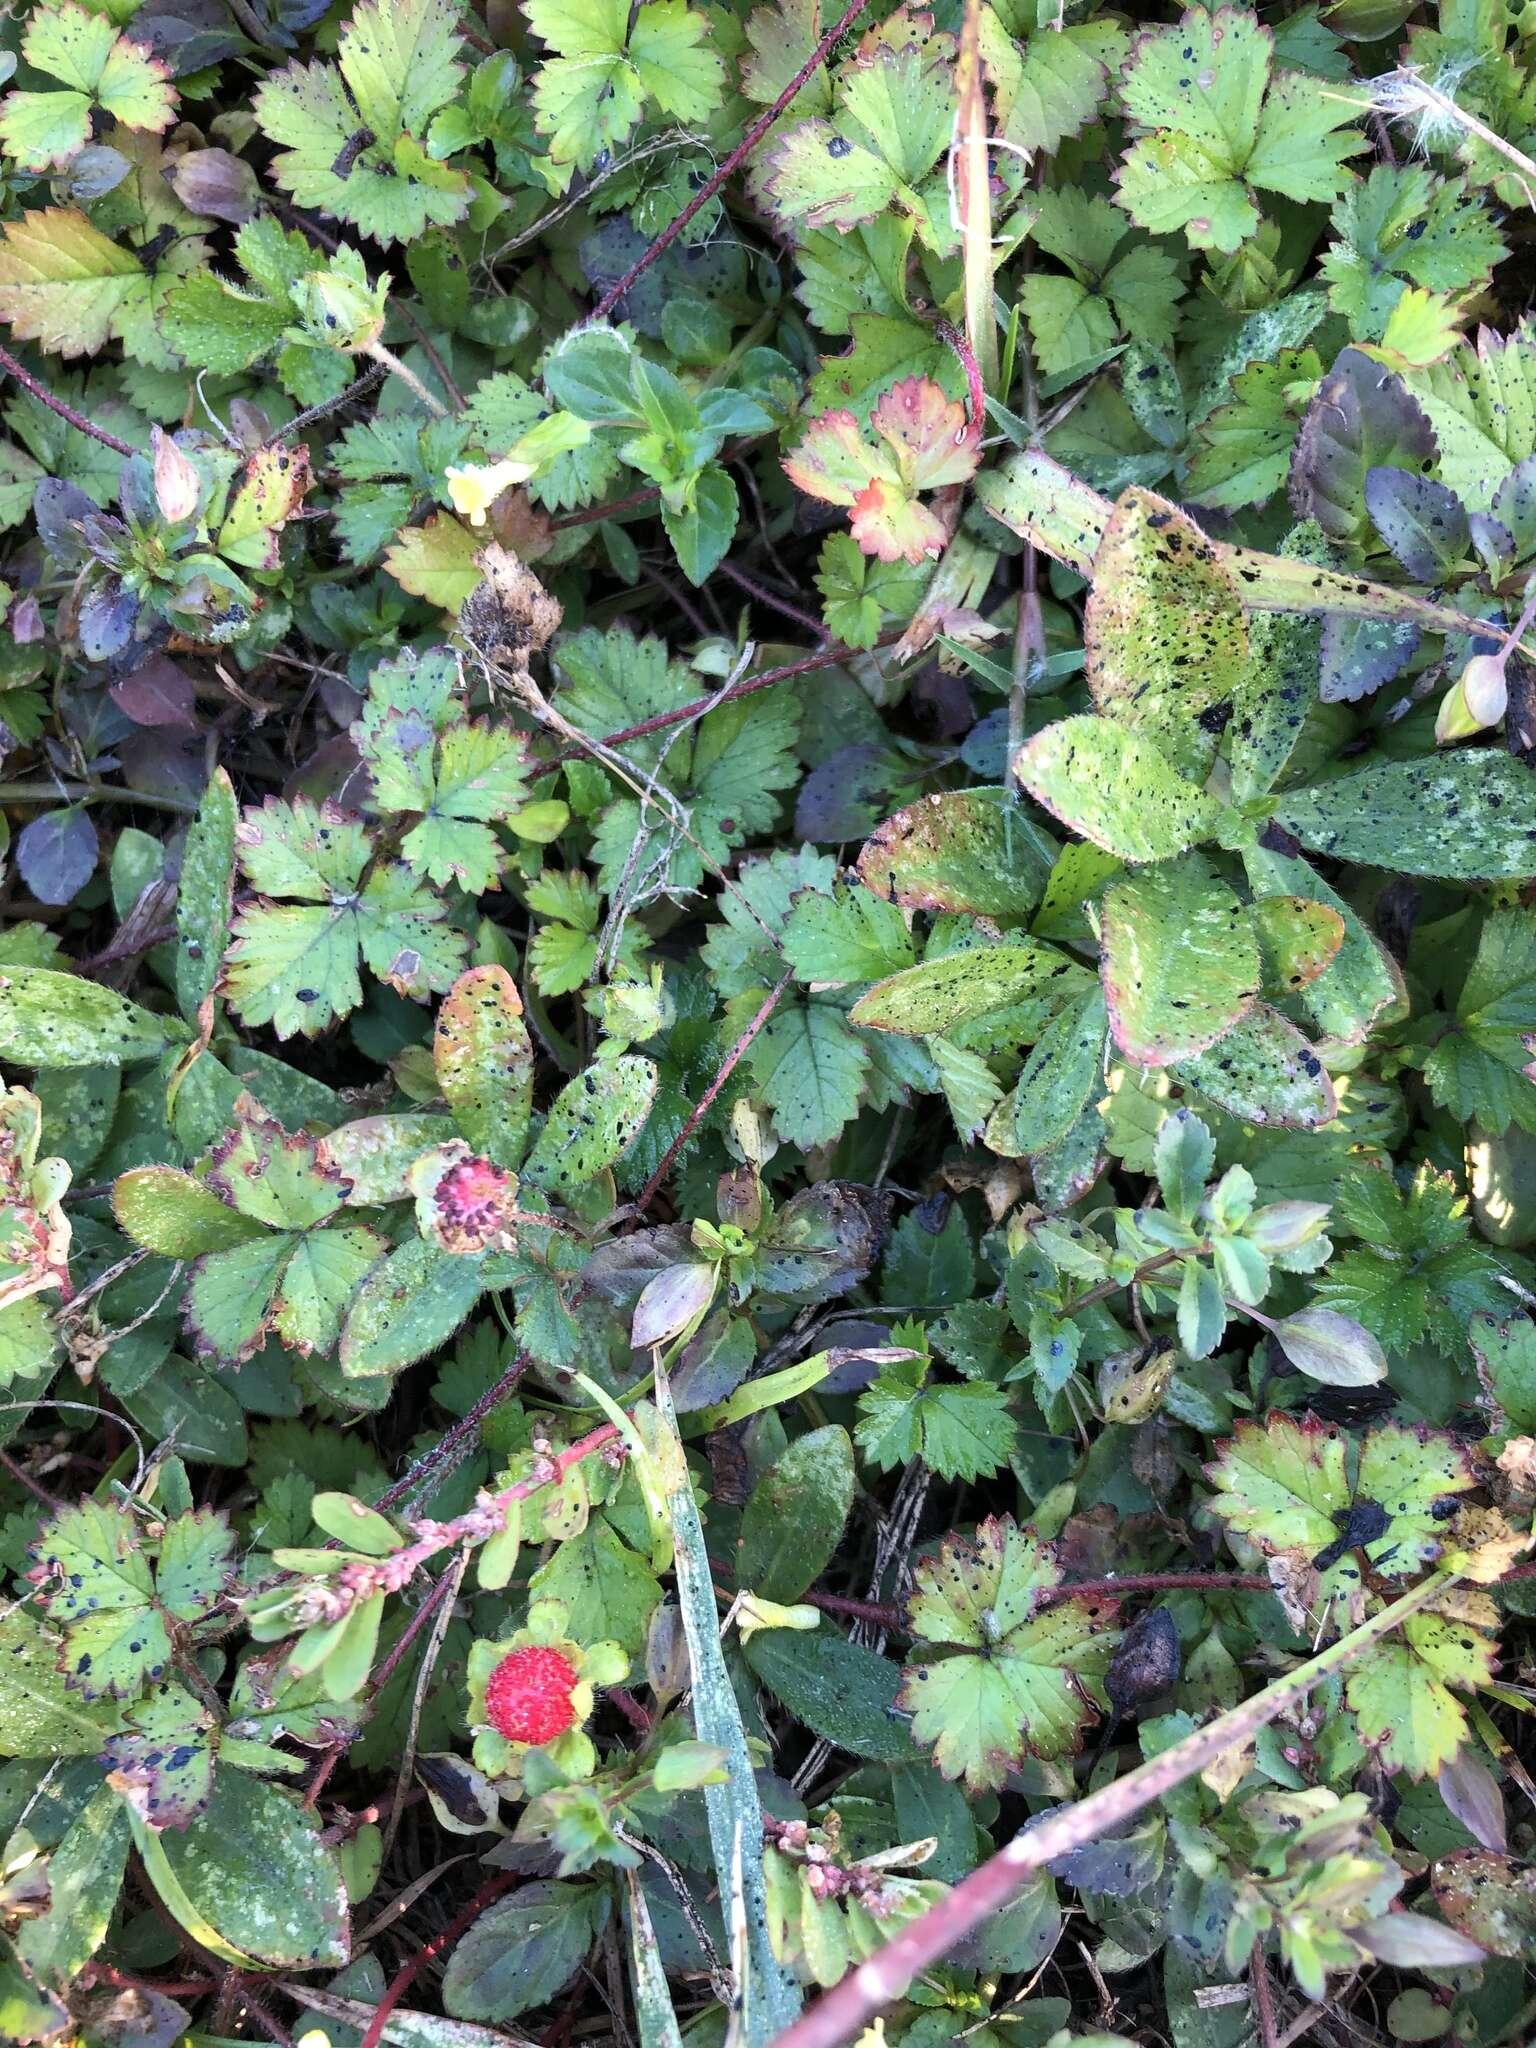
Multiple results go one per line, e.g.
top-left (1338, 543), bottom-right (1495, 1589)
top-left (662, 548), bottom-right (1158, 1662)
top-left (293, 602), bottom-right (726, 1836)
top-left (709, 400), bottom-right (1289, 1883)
top-left (585, 0), bottom-right (871, 324)
top-left (0, 344), bottom-right (136, 457)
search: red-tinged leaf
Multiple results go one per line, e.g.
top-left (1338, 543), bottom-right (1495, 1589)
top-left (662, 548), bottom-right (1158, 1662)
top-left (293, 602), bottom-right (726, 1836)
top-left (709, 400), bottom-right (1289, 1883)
top-left (850, 476), bottom-right (951, 564)
top-left (110, 655), bottom-right (198, 730)
top-left (782, 408), bottom-right (880, 508)
top-left (870, 376), bottom-right (981, 492)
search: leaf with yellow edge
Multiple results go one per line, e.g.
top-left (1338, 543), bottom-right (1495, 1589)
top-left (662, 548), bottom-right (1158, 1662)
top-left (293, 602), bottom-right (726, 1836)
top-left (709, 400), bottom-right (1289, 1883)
top-left (0, 1), bottom-right (175, 170)
top-left (898, 1515), bottom-right (1120, 1792)
top-left (1345, 1608), bottom-right (1497, 1779)
top-left (1083, 487), bottom-right (1248, 783)
top-left (217, 446), bottom-right (312, 573)
top-left (0, 208), bottom-right (145, 358)
top-left (383, 513), bottom-right (484, 611)
top-left (1359, 287), bottom-right (1469, 371)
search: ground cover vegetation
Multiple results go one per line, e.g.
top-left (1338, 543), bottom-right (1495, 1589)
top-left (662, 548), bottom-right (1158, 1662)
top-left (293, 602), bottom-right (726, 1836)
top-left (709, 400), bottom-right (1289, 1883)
top-left (0, 0), bottom-right (1532, 2044)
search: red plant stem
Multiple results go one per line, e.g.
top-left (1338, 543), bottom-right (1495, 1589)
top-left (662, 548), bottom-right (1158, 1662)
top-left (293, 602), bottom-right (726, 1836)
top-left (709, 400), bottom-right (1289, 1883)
top-left (585, 0), bottom-right (871, 324)
top-left (1250, 1951), bottom-right (1279, 2048)
top-left (935, 320), bottom-right (985, 433)
top-left (367, 1567), bottom-right (460, 1696)
top-left (633, 969), bottom-right (795, 1212)
top-left (357, 1872), bottom-right (516, 2048)
top-left (608, 1684), bottom-right (654, 1732)
top-left (377, 1351), bottom-right (530, 1510)
top-left (0, 343), bottom-right (136, 457)
top-left (552, 478), bottom-right (665, 532)
top-left (810, 1557), bottom-right (1536, 1637)
top-left (303, 1744), bottom-right (345, 1810)
top-left (92, 1963), bottom-right (216, 1999)
top-left (539, 634), bottom-right (904, 771)
top-left (717, 559), bottom-right (829, 640)
top-left (279, 1421), bottom-right (623, 1630)
top-left (550, 436), bottom-right (762, 531)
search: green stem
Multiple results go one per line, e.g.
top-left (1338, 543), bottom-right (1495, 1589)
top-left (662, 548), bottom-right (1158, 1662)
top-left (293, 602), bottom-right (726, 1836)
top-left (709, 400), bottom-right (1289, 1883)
top-left (653, 1366), bottom-right (802, 2044)
top-left (0, 781), bottom-right (198, 814)
top-left (365, 341), bottom-right (449, 418)
top-left (1067, 1243), bottom-right (1201, 1315)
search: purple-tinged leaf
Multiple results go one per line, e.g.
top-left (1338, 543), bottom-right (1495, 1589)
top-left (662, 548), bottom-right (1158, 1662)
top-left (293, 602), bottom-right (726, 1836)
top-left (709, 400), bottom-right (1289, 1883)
top-left (1437, 1751), bottom-right (1507, 1854)
top-left (110, 656), bottom-right (198, 731)
top-left (1320, 614), bottom-right (1419, 703)
top-left (17, 807), bottom-right (98, 905)
top-left (1365, 466), bottom-right (1469, 580)
top-left (1289, 347), bottom-right (1437, 543)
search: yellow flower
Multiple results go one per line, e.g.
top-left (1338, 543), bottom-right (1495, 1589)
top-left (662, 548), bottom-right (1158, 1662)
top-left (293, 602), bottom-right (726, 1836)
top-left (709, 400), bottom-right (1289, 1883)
top-left (445, 456), bottom-right (530, 527)
top-left (734, 1592), bottom-right (821, 1642)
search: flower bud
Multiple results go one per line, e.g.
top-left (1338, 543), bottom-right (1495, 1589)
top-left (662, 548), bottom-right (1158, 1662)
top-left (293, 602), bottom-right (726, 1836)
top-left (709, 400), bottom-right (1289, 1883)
top-left (735, 1593), bottom-right (821, 1642)
top-left (1462, 652), bottom-right (1510, 723)
top-left (1098, 1341), bottom-right (1175, 1425)
top-left (631, 1261), bottom-right (717, 1348)
top-left (151, 428), bottom-right (201, 524)
top-left (298, 271), bottom-right (386, 352)
top-left (165, 148), bottom-right (258, 223)
top-left (1437, 653), bottom-right (1508, 741)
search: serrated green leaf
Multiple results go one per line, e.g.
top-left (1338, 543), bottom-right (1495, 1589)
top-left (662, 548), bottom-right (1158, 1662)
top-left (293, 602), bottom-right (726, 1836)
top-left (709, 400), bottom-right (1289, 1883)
top-left (898, 1518), bottom-right (1118, 1792)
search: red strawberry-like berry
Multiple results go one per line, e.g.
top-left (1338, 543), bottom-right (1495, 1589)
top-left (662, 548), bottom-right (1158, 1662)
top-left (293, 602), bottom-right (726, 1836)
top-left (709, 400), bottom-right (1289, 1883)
top-left (484, 1644), bottom-right (580, 1745)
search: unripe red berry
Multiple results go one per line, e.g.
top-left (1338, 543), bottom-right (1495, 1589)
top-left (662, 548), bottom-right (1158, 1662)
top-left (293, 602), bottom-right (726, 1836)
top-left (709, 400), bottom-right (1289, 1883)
top-left (484, 1644), bottom-right (580, 1744)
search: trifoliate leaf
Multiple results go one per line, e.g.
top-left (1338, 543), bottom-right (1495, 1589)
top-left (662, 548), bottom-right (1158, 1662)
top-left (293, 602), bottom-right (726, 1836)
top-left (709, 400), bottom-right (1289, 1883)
top-left (525, 0), bottom-right (724, 169)
top-left (1205, 1413), bottom-right (1476, 1594)
top-left (353, 647), bottom-right (538, 892)
top-left (1021, 190), bottom-right (1181, 376)
top-left (755, 41), bottom-right (955, 241)
top-left (784, 376), bottom-right (980, 564)
top-left (1312, 1164), bottom-right (1509, 1355)
top-left (183, 1098), bottom-right (386, 1362)
top-left (1423, 909), bottom-right (1536, 1137)
top-left (813, 532), bottom-right (924, 647)
top-left (253, 0), bottom-right (471, 244)
top-left (552, 626), bottom-right (800, 896)
top-left (223, 796), bottom-right (468, 1038)
top-left (1345, 1610), bottom-right (1497, 1779)
top-left (979, 13), bottom-right (1121, 157)
top-left (1115, 7), bottom-right (1363, 254)
top-left (855, 1351), bottom-right (1017, 1483)
top-left (0, 1), bottom-right (175, 171)
top-left (1187, 350), bottom-right (1323, 509)
top-left (158, 219), bottom-right (314, 376)
top-left (898, 1517), bottom-right (1119, 1791)
top-left (29, 1503), bottom-right (234, 1701)
top-left (1321, 167), bottom-right (1505, 340)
